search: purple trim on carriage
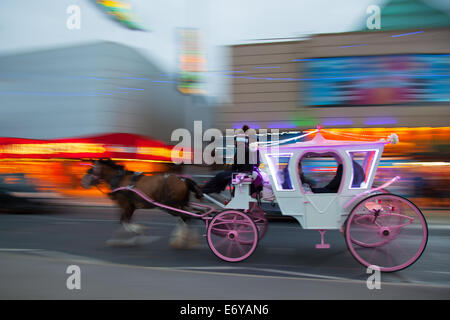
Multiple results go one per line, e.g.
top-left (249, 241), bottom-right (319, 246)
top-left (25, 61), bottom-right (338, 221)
top-left (110, 186), bottom-right (216, 218)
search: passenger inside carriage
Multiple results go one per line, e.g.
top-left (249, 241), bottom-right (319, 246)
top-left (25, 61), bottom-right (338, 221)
top-left (299, 152), bottom-right (365, 193)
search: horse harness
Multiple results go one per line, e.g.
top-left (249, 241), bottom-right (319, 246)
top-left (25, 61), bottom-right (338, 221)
top-left (111, 170), bottom-right (144, 189)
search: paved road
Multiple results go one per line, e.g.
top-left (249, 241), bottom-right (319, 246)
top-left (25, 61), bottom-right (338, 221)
top-left (0, 205), bottom-right (449, 299)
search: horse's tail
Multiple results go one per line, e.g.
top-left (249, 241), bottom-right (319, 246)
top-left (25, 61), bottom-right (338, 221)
top-left (183, 178), bottom-right (203, 199)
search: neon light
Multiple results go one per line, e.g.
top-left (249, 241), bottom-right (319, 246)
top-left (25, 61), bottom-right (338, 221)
top-left (292, 59), bottom-right (318, 62)
top-left (340, 44), bottom-right (368, 48)
top-left (0, 143), bottom-right (105, 155)
top-left (265, 153), bottom-right (294, 191)
top-left (292, 119), bottom-right (317, 127)
top-left (254, 66), bottom-right (281, 69)
top-left (177, 29), bottom-right (206, 95)
top-left (346, 149), bottom-right (379, 190)
top-left (121, 77), bottom-right (149, 80)
top-left (95, 0), bottom-right (146, 30)
top-left (365, 118), bottom-right (397, 125)
top-left (322, 119), bottom-right (353, 126)
top-left (392, 31), bottom-right (424, 37)
top-left (364, 151), bottom-right (375, 181)
top-left (257, 130), bottom-right (318, 148)
top-left (137, 147), bottom-right (174, 159)
top-left (393, 162), bottom-right (450, 167)
top-left (268, 122), bottom-right (297, 129)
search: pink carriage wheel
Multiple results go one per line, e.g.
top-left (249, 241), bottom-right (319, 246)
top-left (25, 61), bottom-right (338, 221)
top-left (345, 194), bottom-right (428, 272)
top-left (207, 210), bottom-right (258, 262)
top-left (247, 205), bottom-right (268, 240)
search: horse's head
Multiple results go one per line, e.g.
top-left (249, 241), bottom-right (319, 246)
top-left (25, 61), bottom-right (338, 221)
top-left (80, 159), bottom-right (124, 189)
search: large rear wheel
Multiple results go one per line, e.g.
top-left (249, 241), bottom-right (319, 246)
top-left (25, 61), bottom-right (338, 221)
top-left (345, 194), bottom-right (428, 272)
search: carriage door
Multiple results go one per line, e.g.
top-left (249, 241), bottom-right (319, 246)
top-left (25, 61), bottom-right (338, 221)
top-left (298, 152), bottom-right (342, 229)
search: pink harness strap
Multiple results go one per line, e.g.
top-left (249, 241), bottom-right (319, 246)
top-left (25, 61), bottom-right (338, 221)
top-left (110, 186), bottom-right (215, 218)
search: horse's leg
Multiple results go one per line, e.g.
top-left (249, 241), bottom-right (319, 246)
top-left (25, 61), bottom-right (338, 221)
top-left (169, 215), bottom-right (200, 250)
top-left (118, 195), bottom-right (149, 235)
top-left (166, 177), bottom-right (200, 249)
top-left (106, 195), bottom-right (143, 247)
top-left (169, 215), bottom-right (189, 249)
top-left (182, 216), bottom-right (200, 249)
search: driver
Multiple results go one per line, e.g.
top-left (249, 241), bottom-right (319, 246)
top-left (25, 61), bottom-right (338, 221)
top-left (203, 125), bottom-right (257, 194)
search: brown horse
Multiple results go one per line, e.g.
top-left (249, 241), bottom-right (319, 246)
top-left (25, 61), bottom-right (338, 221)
top-left (81, 159), bottom-right (203, 248)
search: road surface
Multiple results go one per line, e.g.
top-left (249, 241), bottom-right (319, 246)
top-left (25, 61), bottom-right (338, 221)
top-left (0, 205), bottom-right (449, 299)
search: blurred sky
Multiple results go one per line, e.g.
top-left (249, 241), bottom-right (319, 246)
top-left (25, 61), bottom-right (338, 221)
top-left (1, 0), bottom-right (449, 102)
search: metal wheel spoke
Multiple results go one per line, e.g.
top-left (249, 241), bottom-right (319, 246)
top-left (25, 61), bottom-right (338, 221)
top-left (234, 240), bottom-right (246, 256)
top-left (226, 241), bottom-right (233, 258)
top-left (215, 236), bottom-right (229, 248)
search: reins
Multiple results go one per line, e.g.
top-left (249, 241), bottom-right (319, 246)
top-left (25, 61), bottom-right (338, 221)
top-left (90, 163), bottom-right (213, 217)
top-left (95, 184), bottom-right (110, 195)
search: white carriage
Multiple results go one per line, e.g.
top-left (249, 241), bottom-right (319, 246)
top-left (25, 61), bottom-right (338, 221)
top-left (204, 128), bottom-right (428, 272)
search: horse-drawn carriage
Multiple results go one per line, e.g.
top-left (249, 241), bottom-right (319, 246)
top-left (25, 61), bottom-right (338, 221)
top-left (82, 128), bottom-right (428, 272)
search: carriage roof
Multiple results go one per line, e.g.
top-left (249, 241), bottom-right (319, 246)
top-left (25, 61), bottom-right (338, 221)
top-left (257, 130), bottom-right (389, 151)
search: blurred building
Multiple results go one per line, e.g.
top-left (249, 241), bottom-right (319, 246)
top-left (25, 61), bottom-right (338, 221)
top-left (216, 0), bottom-right (450, 157)
top-left (217, 0), bottom-right (450, 130)
top-left (0, 41), bottom-right (211, 142)
top-left (0, 41), bottom-right (211, 197)
top-left (216, 0), bottom-right (450, 207)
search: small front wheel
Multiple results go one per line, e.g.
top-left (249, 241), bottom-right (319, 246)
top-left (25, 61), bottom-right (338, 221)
top-left (345, 194), bottom-right (428, 272)
top-left (207, 210), bottom-right (258, 262)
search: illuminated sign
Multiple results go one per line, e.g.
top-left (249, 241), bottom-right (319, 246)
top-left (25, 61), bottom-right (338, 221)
top-left (95, 0), bottom-right (147, 31)
top-left (177, 28), bottom-right (206, 95)
top-left (301, 54), bottom-right (450, 106)
top-left (0, 143), bottom-right (105, 155)
top-left (0, 133), bottom-right (189, 162)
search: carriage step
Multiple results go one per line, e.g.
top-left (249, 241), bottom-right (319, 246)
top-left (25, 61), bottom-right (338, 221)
top-left (315, 229), bottom-right (330, 249)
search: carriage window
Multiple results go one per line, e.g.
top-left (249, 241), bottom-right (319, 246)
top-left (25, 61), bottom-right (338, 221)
top-left (347, 150), bottom-right (377, 189)
top-left (265, 154), bottom-right (293, 190)
top-left (299, 153), bottom-right (342, 193)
